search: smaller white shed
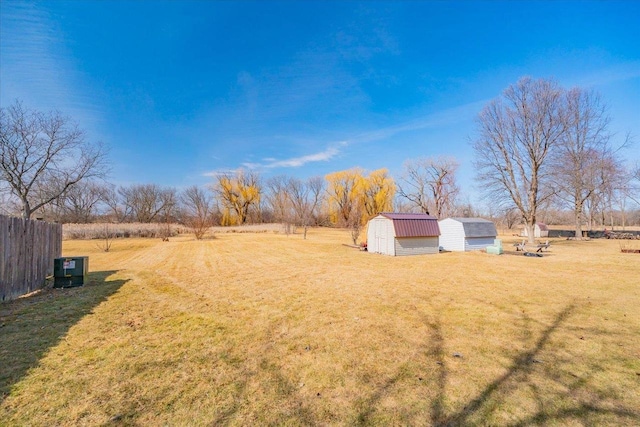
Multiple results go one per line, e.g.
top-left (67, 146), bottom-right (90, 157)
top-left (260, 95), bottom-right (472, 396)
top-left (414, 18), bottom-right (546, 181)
top-left (438, 217), bottom-right (498, 252)
top-left (367, 213), bottom-right (440, 256)
top-left (522, 223), bottom-right (549, 238)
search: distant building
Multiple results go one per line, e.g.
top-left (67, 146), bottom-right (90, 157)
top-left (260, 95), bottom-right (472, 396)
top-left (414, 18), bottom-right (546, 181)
top-left (438, 217), bottom-right (498, 252)
top-left (366, 213), bottom-right (440, 256)
top-left (522, 223), bottom-right (549, 238)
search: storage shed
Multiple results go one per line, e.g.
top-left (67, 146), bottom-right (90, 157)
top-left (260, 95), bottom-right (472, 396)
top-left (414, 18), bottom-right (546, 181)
top-left (438, 217), bottom-right (498, 252)
top-left (522, 223), bottom-right (549, 238)
top-left (366, 213), bottom-right (440, 256)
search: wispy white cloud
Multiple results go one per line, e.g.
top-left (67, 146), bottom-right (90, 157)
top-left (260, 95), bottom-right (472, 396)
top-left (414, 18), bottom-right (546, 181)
top-left (342, 99), bottom-right (486, 146)
top-left (263, 146), bottom-right (341, 168)
top-left (202, 168), bottom-right (244, 178)
top-left (215, 146), bottom-right (342, 173)
top-left (218, 98), bottom-right (484, 174)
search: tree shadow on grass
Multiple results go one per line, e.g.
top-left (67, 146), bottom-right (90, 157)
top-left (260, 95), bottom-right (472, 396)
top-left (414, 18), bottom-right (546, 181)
top-left (440, 305), bottom-right (639, 426)
top-left (0, 270), bottom-right (128, 403)
top-left (354, 304), bottom-right (640, 426)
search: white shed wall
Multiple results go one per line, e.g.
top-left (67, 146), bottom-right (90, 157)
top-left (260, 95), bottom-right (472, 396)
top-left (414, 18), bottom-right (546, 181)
top-left (367, 217), bottom-right (396, 255)
top-left (438, 219), bottom-right (465, 251)
top-left (394, 237), bottom-right (439, 256)
top-left (522, 225), bottom-right (548, 238)
top-left (366, 218), bottom-right (380, 253)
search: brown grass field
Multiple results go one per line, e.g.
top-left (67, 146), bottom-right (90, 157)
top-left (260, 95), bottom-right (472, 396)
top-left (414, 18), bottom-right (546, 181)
top-left (1, 229), bottom-right (639, 426)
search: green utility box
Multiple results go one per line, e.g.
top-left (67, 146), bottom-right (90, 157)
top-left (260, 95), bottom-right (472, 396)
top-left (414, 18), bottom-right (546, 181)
top-left (53, 257), bottom-right (89, 288)
top-left (486, 239), bottom-right (504, 255)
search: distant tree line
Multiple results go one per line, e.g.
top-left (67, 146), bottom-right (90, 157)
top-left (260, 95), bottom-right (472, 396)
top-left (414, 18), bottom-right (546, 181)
top-left (2, 81), bottom-right (639, 241)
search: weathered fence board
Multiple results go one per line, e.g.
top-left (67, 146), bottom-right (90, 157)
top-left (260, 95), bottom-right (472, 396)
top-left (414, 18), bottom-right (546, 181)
top-left (0, 215), bottom-right (62, 301)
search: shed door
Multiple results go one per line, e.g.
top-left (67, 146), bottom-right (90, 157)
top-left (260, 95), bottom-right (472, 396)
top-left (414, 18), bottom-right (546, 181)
top-left (376, 220), bottom-right (386, 254)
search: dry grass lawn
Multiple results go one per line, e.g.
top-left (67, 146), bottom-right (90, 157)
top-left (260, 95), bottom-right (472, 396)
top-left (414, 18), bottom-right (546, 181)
top-left (1, 229), bottom-right (639, 426)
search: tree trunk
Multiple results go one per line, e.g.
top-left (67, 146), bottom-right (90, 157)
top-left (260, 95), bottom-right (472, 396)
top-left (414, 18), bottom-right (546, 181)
top-left (22, 198), bottom-right (32, 220)
top-left (609, 211), bottom-right (614, 230)
top-left (525, 223), bottom-right (536, 244)
top-left (575, 214), bottom-right (583, 238)
top-left (575, 204), bottom-right (583, 239)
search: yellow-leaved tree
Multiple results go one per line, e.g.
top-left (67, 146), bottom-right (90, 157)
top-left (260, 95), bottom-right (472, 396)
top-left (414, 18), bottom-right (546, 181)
top-left (362, 168), bottom-right (395, 220)
top-left (325, 168), bottom-right (365, 226)
top-left (213, 169), bottom-right (261, 225)
top-left (325, 167), bottom-right (395, 244)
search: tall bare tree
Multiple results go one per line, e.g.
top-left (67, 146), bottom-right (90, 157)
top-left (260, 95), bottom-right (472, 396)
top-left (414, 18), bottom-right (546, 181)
top-left (119, 184), bottom-right (177, 223)
top-left (102, 184), bottom-right (131, 222)
top-left (265, 175), bottom-right (294, 232)
top-left (473, 77), bottom-right (566, 243)
top-left (54, 180), bottom-right (109, 223)
top-left (583, 148), bottom-right (630, 229)
top-left (0, 100), bottom-right (108, 219)
top-left (552, 88), bottom-right (614, 238)
top-left (397, 156), bottom-right (459, 217)
top-left (627, 163), bottom-right (640, 206)
top-left (287, 176), bottom-right (324, 239)
top-left (499, 207), bottom-right (521, 230)
top-left (180, 185), bottom-right (214, 239)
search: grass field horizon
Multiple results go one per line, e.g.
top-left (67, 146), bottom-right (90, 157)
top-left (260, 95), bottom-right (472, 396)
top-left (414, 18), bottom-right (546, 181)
top-left (1, 229), bottom-right (639, 425)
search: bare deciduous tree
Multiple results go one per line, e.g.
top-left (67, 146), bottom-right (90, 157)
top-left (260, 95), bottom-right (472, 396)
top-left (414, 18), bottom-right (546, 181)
top-left (397, 157), bottom-right (459, 217)
top-left (552, 88), bottom-right (614, 238)
top-left (97, 223), bottom-right (113, 252)
top-left (102, 184), bottom-right (130, 222)
top-left (499, 206), bottom-right (521, 231)
top-left (397, 160), bottom-right (430, 214)
top-left (119, 184), bottom-right (177, 223)
top-left (54, 180), bottom-right (109, 223)
top-left (0, 100), bottom-right (108, 219)
top-left (348, 202), bottom-right (364, 245)
top-left (181, 185), bottom-right (214, 239)
top-left (265, 175), bottom-right (294, 233)
top-left (287, 176), bottom-right (324, 239)
top-left (623, 162), bottom-right (640, 207)
top-left (584, 149), bottom-right (629, 229)
top-left (473, 77), bottom-right (566, 243)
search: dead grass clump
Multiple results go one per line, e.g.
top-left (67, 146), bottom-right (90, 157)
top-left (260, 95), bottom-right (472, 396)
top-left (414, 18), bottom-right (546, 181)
top-left (209, 223), bottom-right (288, 234)
top-left (62, 222), bottom-right (190, 240)
top-left (63, 222), bottom-right (289, 240)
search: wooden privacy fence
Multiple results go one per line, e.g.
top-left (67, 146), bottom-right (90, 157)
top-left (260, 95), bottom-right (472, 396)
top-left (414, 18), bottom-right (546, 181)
top-left (0, 215), bottom-right (62, 301)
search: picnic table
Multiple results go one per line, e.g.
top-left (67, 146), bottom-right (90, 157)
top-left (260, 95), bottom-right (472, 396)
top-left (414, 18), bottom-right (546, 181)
top-left (536, 240), bottom-right (550, 252)
top-left (514, 239), bottom-right (550, 253)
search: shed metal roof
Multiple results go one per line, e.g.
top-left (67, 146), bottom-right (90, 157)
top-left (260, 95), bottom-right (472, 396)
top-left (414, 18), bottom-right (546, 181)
top-left (378, 212), bottom-right (440, 237)
top-left (381, 212), bottom-right (438, 221)
top-left (446, 217), bottom-right (497, 238)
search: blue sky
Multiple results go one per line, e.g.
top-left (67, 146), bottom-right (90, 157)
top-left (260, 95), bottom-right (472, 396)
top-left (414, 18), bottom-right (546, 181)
top-left (1, 0), bottom-right (639, 202)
